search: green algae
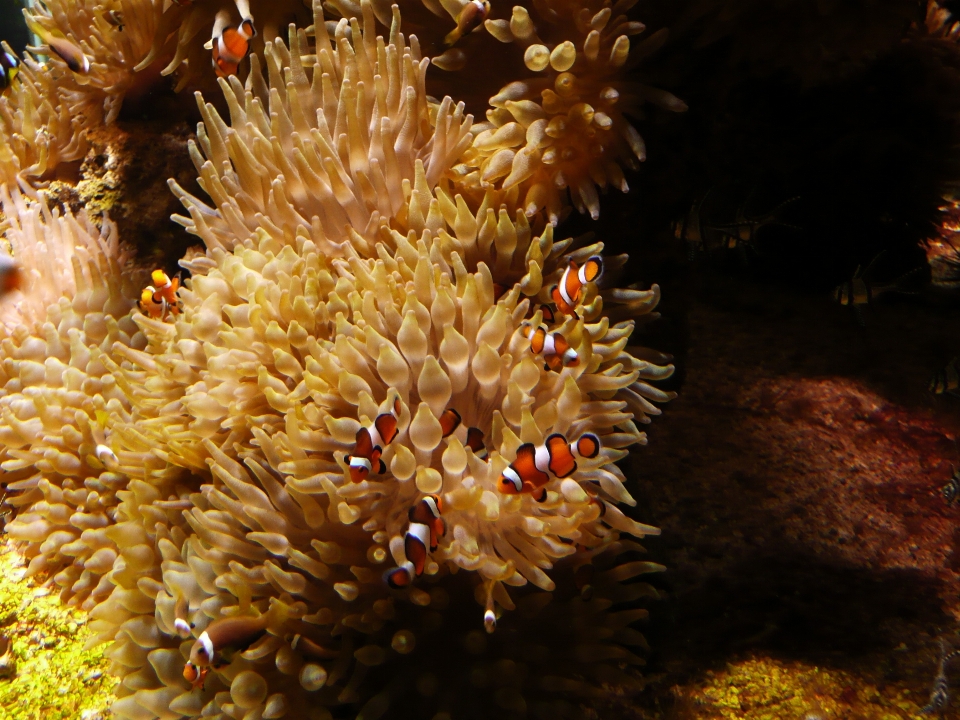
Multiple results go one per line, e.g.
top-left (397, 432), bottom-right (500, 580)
top-left (683, 655), bottom-right (928, 720)
top-left (0, 541), bottom-right (113, 720)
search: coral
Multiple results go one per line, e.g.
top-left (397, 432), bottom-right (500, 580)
top-left (446, 0), bottom-right (687, 222)
top-left (0, 188), bottom-right (148, 610)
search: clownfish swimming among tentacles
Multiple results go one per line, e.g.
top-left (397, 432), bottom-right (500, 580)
top-left (0, 49), bottom-right (19, 94)
top-left (438, 408), bottom-right (487, 458)
top-left (384, 494), bottom-right (445, 588)
top-left (25, 20), bottom-right (90, 74)
top-left (138, 270), bottom-right (183, 320)
top-left (550, 256), bottom-right (603, 316)
top-left (0, 257), bottom-right (22, 299)
top-left (498, 432), bottom-right (601, 502)
top-left (345, 396), bottom-right (402, 482)
top-left (211, 17), bottom-right (256, 78)
top-left (524, 324), bottom-right (579, 371)
top-left (182, 604), bottom-right (286, 690)
top-left (443, 0), bottom-right (491, 47)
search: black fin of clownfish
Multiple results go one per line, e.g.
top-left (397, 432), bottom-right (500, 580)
top-left (533, 487), bottom-right (547, 502)
top-left (377, 458), bottom-right (386, 473)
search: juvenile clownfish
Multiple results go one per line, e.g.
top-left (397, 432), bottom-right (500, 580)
top-left (443, 0), bottom-right (491, 47)
top-left (438, 408), bottom-right (487, 458)
top-left (345, 396), bottom-right (402, 483)
top-left (384, 494), bottom-right (445, 589)
top-left (26, 21), bottom-right (90, 74)
top-left (0, 50), bottom-right (19, 93)
top-left (524, 324), bottom-right (579, 372)
top-left (498, 433), bottom-right (601, 502)
top-left (151, 269), bottom-right (183, 312)
top-left (0, 256), bottom-right (22, 299)
top-left (212, 18), bottom-right (256, 78)
top-left (550, 256), bottom-right (603, 316)
top-left (183, 609), bottom-right (278, 689)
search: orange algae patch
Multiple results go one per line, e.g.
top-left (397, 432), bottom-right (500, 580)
top-left (0, 541), bottom-right (113, 720)
top-left (684, 655), bottom-right (927, 720)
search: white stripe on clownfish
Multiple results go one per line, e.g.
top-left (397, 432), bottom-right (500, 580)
top-left (384, 494), bottom-right (445, 588)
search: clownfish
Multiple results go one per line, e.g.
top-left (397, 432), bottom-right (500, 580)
top-left (0, 256), bottom-right (22, 299)
top-left (550, 256), bottom-right (603, 316)
top-left (538, 304), bottom-right (556, 325)
top-left (183, 609), bottom-right (279, 689)
top-left (525, 324), bottom-right (578, 372)
top-left (345, 396), bottom-right (402, 483)
top-left (173, 593), bottom-right (194, 639)
top-left (384, 494), bottom-right (445, 589)
top-left (0, 50), bottom-right (19, 93)
top-left (498, 433), bottom-right (601, 502)
top-left (151, 269), bottom-right (183, 309)
top-left (26, 21), bottom-right (90, 74)
top-left (212, 18), bottom-right (256, 78)
top-left (438, 408), bottom-right (487, 458)
top-left (443, 0), bottom-right (491, 47)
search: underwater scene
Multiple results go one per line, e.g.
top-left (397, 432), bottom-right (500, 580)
top-left (4, 0), bottom-right (960, 718)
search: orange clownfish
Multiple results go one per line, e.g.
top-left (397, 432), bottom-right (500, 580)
top-left (550, 256), bottom-right (603, 316)
top-left (498, 433), bottom-right (601, 502)
top-left (443, 0), bottom-right (491, 47)
top-left (183, 613), bottom-right (271, 690)
top-left (384, 494), bottom-right (445, 589)
top-left (345, 397), bottom-right (401, 483)
top-left (0, 256), bottom-right (22, 299)
top-left (212, 18), bottom-right (256, 78)
top-left (152, 269), bottom-right (183, 309)
top-left (525, 324), bottom-right (579, 372)
top-left (438, 408), bottom-right (487, 459)
top-left (138, 270), bottom-right (182, 321)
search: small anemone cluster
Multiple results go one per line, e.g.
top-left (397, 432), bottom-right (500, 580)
top-left (0, 0), bottom-right (676, 718)
top-left (449, 0), bottom-right (687, 222)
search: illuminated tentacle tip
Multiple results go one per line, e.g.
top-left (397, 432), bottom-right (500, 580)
top-left (484, 608), bottom-right (497, 634)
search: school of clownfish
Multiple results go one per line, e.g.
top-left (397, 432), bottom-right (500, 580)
top-left (135, 255), bottom-right (609, 687)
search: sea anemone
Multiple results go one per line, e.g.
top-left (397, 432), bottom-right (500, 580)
top-left (0, 1), bottom-right (675, 717)
top-left (0, 41), bottom-right (87, 189)
top-left (440, 0), bottom-right (687, 223)
top-left (23, 0), bottom-right (162, 125)
top-left (0, 187), bottom-right (147, 611)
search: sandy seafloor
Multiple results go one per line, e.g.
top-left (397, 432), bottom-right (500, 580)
top-left (625, 262), bottom-right (960, 720)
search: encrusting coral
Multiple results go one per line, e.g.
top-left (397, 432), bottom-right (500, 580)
top-left (0, 0), bottom-right (675, 717)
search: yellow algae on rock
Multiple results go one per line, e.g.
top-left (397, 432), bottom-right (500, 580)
top-left (0, 541), bottom-right (113, 720)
